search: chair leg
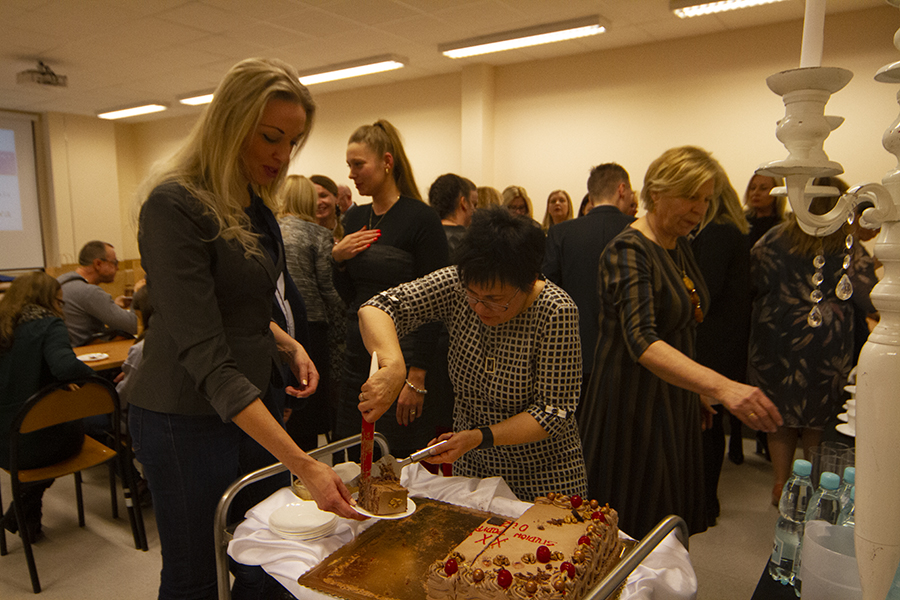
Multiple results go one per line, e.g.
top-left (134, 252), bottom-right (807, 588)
top-left (108, 461), bottom-right (119, 519)
top-left (119, 447), bottom-right (148, 551)
top-left (75, 471), bottom-right (85, 527)
top-left (11, 480), bottom-right (41, 593)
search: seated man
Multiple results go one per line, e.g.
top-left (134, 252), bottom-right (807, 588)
top-left (57, 240), bottom-right (140, 346)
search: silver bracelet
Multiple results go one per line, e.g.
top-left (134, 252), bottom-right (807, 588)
top-left (405, 379), bottom-right (427, 395)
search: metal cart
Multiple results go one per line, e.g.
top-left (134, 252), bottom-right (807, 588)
top-left (214, 433), bottom-right (689, 600)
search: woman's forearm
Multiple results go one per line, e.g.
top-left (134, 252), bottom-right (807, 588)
top-left (638, 340), bottom-right (727, 397)
top-left (358, 305), bottom-right (405, 374)
top-left (232, 399), bottom-right (363, 520)
top-left (638, 340), bottom-right (782, 432)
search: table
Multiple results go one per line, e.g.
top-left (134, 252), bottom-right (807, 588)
top-left (73, 339), bottom-right (134, 371)
top-left (229, 465), bottom-right (698, 600)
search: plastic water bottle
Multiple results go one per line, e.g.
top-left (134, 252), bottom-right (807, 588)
top-left (794, 471), bottom-right (842, 594)
top-left (838, 486), bottom-right (854, 527)
top-left (839, 466), bottom-right (855, 509)
top-left (805, 472), bottom-right (842, 526)
top-left (768, 459), bottom-right (814, 585)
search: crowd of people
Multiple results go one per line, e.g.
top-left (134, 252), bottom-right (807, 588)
top-left (0, 56), bottom-right (875, 598)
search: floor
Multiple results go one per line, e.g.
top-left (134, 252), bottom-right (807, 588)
top-left (0, 438), bottom-right (781, 599)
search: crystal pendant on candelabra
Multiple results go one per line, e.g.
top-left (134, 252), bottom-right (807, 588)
top-left (808, 252), bottom-right (827, 327)
top-left (836, 234), bottom-right (854, 301)
top-left (836, 274), bottom-right (853, 301)
top-left (808, 305), bottom-right (823, 328)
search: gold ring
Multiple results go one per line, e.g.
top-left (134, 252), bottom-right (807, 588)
top-left (411, 411), bottom-right (416, 416)
top-left (749, 412), bottom-right (756, 417)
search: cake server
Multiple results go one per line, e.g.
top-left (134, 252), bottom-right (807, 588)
top-left (350, 439), bottom-right (450, 485)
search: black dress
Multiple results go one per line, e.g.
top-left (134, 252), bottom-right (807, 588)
top-left (333, 197), bottom-right (449, 459)
top-left (691, 222), bottom-right (751, 523)
top-left (579, 228), bottom-right (710, 538)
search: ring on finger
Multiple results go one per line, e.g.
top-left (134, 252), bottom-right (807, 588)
top-left (749, 411), bottom-right (756, 417)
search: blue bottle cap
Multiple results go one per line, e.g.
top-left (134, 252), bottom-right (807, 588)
top-left (820, 471), bottom-right (841, 490)
top-left (843, 466), bottom-right (855, 483)
top-left (793, 459), bottom-right (812, 477)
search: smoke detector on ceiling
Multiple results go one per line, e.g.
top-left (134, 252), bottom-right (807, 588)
top-left (17, 61), bottom-right (67, 87)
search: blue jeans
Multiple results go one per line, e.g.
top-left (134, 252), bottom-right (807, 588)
top-left (129, 405), bottom-right (289, 600)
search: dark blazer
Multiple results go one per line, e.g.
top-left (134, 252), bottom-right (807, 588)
top-left (130, 182), bottom-right (286, 422)
top-left (543, 205), bottom-right (634, 373)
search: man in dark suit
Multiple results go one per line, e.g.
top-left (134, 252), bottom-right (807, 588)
top-left (543, 163), bottom-right (635, 401)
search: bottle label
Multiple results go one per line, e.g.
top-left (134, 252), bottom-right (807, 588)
top-left (771, 537), bottom-right (783, 563)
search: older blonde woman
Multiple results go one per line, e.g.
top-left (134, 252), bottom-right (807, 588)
top-left (578, 146), bottom-right (781, 538)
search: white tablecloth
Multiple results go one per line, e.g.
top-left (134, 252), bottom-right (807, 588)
top-left (229, 464), bottom-right (697, 600)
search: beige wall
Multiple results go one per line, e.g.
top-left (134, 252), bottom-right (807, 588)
top-left (45, 113), bottom-right (123, 265)
top-left (40, 6), bottom-right (900, 261)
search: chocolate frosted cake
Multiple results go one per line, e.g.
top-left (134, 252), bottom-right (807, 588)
top-left (358, 457), bottom-right (408, 515)
top-left (425, 493), bottom-right (621, 600)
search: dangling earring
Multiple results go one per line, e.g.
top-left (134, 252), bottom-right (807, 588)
top-left (808, 240), bottom-right (826, 328)
top-left (836, 213), bottom-right (854, 301)
top-left (385, 167), bottom-right (390, 174)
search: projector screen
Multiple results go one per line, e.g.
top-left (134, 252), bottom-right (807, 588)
top-left (0, 112), bottom-right (44, 271)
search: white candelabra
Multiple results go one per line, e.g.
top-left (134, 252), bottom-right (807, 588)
top-left (758, 1), bottom-right (900, 598)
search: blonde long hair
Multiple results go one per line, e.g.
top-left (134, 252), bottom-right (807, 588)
top-left (541, 189), bottom-right (574, 231)
top-left (348, 120), bottom-right (421, 201)
top-left (711, 172), bottom-right (750, 235)
top-left (744, 173), bottom-right (786, 219)
top-left (0, 272), bottom-right (64, 353)
top-left (280, 175), bottom-right (317, 224)
top-left (501, 185), bottom-right (533, 218)
top-left (137, 58), bottom-right (316, 256)
top-left (641, 146), bottom-right (724, 231)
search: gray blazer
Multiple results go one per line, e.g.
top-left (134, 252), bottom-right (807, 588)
top-left (129, 182), bottom-right (280, 421)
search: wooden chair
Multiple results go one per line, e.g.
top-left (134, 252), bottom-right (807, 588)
top-left (0, 377), bottom-right (147, 593)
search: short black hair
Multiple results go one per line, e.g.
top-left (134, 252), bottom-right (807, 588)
top-left (456, 206), bottom-right (545, 291)
top-left (78, 241), bottom-right (110, 266)
top-left (428, 173), bottom-right (469, 219)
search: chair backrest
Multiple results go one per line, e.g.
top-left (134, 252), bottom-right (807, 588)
top-left (14, 378), bottom-right (117, 434)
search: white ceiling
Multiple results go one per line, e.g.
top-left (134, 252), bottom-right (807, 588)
top-left (0, 0), bottom-right (888, 122)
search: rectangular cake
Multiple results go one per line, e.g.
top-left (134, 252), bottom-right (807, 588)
top-left (425, 493), bottom-right (621, 600)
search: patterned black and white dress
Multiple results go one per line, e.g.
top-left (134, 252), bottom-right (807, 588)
top-left (364, 266), bottom-right (588, 502)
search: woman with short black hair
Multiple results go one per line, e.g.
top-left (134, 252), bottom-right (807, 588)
top-left (356, 206), bottom-right (587, 501)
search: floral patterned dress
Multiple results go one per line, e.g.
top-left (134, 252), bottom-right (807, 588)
top-left (747, 224), bottom-right (855, 429)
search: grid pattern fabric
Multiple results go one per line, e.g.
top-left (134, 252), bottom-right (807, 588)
top-left (365, 266), bottom-right (587, 501)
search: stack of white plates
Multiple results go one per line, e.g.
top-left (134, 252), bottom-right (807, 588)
top-left (836, 385), bottom-right (856, 437)
top-left (268, 501), bottom-right (337, 541)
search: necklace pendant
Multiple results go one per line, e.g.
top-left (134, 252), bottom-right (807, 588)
top-left (485, 357), bottom-right (495, 374)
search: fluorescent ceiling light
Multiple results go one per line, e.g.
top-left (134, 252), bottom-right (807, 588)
top-left (439, 16), bottom-right (605, 59)
top-left (179, 91), bottom-right (215, 106)
top-left (671, 0), bottom-right (789, 18)
top-left (97, 103), bottom-right (167, 120)
top-left (298, 55), bottom-right (407, 86)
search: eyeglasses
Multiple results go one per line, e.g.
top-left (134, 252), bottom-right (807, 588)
top-left (681, 274), bottom-right (703, 324)
top-left (456, 285), bottom-right (519, 313)
top-left (101, 258), bottom-right (119, 267)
